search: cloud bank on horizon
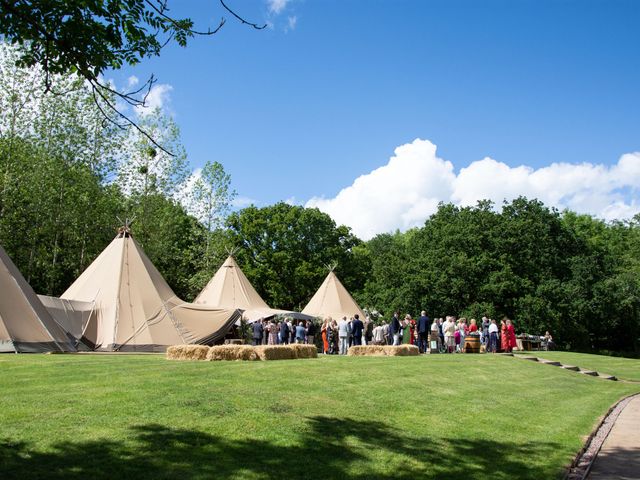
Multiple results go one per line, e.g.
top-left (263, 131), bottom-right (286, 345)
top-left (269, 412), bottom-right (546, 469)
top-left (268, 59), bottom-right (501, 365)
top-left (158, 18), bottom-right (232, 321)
top-left (306, 139), bottom-right (640, 240)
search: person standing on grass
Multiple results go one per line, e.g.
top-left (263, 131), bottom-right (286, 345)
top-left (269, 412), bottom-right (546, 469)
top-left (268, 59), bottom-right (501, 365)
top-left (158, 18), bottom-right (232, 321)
top-left (500, 319), bottom-right (508, 352)
top-left (347, 317), bottom-right (353, 348)
top-left (488, 319), bottom-right (498, 352)
top-left (268, 320), bottom-right (278, 345)
top-left (458, 318), bottom-right (467, 352)
top-left (481, 316), bottom-right (490, 345)
top-left (289, 319), bottom-right (296, 344)
top-left (402, 315), bottom-right (412, 344)
top-left (295, 321), bottom-right (306, 343)
top-left (252, 318), bottom-right (264, 346)
top-left (306, 320), bottom-right (316, 345)
top-left (280, 320), bottom-right (290, 345)
top-left (469, 318), bottom-right (478, 333)
top-left (506, 319), bottom-right (517, 352)
top-left (417, 311), bottom-right (430, 353)
top-left (331, 319), bottom-right (339, 354)
top-left (443, 316), bottom-right (456, 353)
top-left (364, 316), bottom-right (374, 345)
top-left (321, 318), bottom-right (329, 354)
top-left (338, 316), bottom-right (350, 354)
top-left (430, 318), bottom-right (440, 352)
top-left (351, 314), bottom-right (364, 346)
top-left (390, 312), bottom-right (401, 345)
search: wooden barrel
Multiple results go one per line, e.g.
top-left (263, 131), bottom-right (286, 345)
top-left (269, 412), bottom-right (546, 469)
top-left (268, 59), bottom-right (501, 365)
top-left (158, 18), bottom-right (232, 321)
top-left (464, 335), bottom-right (480, 353)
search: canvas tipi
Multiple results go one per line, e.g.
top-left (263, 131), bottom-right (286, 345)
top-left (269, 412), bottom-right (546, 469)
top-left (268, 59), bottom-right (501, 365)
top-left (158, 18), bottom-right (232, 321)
top-left (301, 270), bottom-right (366, 321)
top-left (0, 245), bottom-right (76, 353)
top-left (60, 228), bottom-right (241, 352)
top-left (194, 255), bottom-right (288, 322)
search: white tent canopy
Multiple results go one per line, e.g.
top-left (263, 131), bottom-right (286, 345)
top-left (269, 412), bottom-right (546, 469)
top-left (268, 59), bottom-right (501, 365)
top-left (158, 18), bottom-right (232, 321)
top-left (301, 270), bottom-right (366, 321)
top-left (0, 245), bottom-right (76, 353)
top-left (60, 229), bottom-right (240, 352)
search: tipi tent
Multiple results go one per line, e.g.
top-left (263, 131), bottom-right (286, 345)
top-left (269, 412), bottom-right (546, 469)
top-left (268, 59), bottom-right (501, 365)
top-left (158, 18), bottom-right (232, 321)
top-left (0, 245), bottom-right (76, 353)
top-left (301, 270), bottom-right (366, 321)
top-left (60, 228), bottom-right (241, 352)
top-left (194, 255), bottom-right (288, 322)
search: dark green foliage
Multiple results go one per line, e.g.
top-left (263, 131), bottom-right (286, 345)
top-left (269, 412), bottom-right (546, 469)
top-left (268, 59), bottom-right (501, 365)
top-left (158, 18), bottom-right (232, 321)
top-left (359, 199), bottom-right (640, 353)
top-left (0, 1), bottom-right (202, 81)
top-left (226, 203), bottom-right (368, 310)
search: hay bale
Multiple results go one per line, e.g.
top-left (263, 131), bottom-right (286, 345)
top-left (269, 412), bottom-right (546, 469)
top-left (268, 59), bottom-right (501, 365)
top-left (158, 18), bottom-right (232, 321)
top-left (383, 345), bottom-right (420, 356)
top-left (206, 345), bottom-right (259, 361)
top-left (290, 344), bottom-right (318, 359)
top-left (347, 345), bottom-right (420, 356)
top-left (254, 345), bottom-right (297, 361)
top-left (348, 345), bottom-right (387, 356)
top-left (166, 344), bottom-right (210, 361)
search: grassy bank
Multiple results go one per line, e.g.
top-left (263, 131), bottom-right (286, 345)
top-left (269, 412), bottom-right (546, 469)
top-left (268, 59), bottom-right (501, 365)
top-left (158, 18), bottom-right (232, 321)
top-left (515, 350), bottom-right (640, 381)
top-left (1, 353), bottom-right (638, 479)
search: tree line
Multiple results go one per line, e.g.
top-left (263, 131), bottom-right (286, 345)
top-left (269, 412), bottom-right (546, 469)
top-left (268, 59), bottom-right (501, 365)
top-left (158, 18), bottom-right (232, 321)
top-left (1, 43), bottom-right (638, 354)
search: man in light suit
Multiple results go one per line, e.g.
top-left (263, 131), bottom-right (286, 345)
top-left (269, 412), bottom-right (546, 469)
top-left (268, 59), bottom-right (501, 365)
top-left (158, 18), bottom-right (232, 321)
top-left (338, 316), bottom-right (350, 355)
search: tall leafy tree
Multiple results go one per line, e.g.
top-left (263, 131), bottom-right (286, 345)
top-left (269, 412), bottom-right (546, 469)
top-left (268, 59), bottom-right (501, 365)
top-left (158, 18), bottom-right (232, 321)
top-left (226, 203), bottom-right (367, 310)
top-left (0, 1), bottom-right (265, 152)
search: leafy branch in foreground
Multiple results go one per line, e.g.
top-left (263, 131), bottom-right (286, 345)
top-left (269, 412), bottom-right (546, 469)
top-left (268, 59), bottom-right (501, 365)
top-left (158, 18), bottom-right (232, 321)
top-left (0, 0), bottom-right (266, 155)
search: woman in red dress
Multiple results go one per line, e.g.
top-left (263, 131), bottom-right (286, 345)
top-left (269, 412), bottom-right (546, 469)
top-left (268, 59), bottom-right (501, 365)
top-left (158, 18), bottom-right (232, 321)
top-left (500, 319), bottom-right (508, 352)
top-left (506, 319), bottom-right (517, 353)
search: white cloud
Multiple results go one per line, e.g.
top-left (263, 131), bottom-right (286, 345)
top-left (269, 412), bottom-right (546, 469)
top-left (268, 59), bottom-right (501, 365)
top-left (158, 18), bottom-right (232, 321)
top-left (232, 196), bottom-right (256, 208)
top-left (134, 83), bottom-right (173, 117)
top-left (267, 0), bottom-right (290, 15)
top-left (307, 139), bottom-right (455, 240)
top-left (286, 15), bottom-right (297, 31)
top-left (306, 138), bottom-right (640, 240)
top-left (127, 75), bottom-right (139, 88)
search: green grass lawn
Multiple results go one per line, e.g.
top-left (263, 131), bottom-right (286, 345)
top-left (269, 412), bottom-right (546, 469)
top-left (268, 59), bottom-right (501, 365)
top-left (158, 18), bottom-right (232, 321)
top-left (514, 351), bottom-right (640, 381)
top-left (1, 353), bottom-right (638, 480)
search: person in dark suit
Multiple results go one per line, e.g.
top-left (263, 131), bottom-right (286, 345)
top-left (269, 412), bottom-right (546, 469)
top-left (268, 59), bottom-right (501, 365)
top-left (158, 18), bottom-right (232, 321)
top-left (280, 320), bottom-right (290, 344)
top-left (351, 314), bottom-right (364, 346)
top-left (417, 310), bottom-right (430, 353)
top-left (252, 319), bottom-right (264, 346)
top-left (390, 312), bottom-right (401, 345)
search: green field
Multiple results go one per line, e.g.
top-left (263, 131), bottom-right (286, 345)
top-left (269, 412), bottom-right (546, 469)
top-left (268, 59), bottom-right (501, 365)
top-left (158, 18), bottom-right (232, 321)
top-left (1, 353), bottom-right (638, 479)
top-left (514, 351), bottom-right (640, 382)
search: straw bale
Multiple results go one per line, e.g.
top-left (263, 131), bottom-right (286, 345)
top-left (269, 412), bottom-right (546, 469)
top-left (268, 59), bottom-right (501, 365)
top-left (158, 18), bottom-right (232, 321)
top-left (166, 344), bottom-right (210, 361)
top-left (207, 345), bottom-right (259, 361)
top-left (347, 345), bottom-right (420, 356)
top-left (290, 344), bottom-right (318, 359)
top-left (254, 345), bottom-right (297, 361)
top-left (347, 345), bottom-right (387, 356)
top-left (383, 345), bottom-right (420, 356)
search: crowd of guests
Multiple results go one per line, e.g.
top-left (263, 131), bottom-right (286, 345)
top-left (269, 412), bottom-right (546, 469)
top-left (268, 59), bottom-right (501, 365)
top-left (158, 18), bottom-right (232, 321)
top-left (319, 313), bottom-right (524, 355)
top-left (251, 318), bottom-right (317, 346)
top-left (251, 312), bottom-right (552, 355)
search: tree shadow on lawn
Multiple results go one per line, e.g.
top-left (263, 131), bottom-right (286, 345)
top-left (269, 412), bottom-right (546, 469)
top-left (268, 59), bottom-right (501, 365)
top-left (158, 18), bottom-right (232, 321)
top-left (1, 416), bottom-right (564, 479)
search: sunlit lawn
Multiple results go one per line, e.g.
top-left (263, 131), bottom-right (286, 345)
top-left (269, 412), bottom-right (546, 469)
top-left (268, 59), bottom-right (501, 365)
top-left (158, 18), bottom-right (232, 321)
top-left (514, 350), bottom-right (640, 382)
top-left (1, 352), bottom-right (638, 479)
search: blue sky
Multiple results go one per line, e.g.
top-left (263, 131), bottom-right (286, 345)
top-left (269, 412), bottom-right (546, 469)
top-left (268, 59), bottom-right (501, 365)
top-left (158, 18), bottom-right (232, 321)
top-left (113, 0), bottom-right (640, 238)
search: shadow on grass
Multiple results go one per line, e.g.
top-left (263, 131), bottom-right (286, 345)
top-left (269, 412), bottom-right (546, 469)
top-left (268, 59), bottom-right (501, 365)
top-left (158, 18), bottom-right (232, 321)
top-left (1, 416), bottom-right (564, 479)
